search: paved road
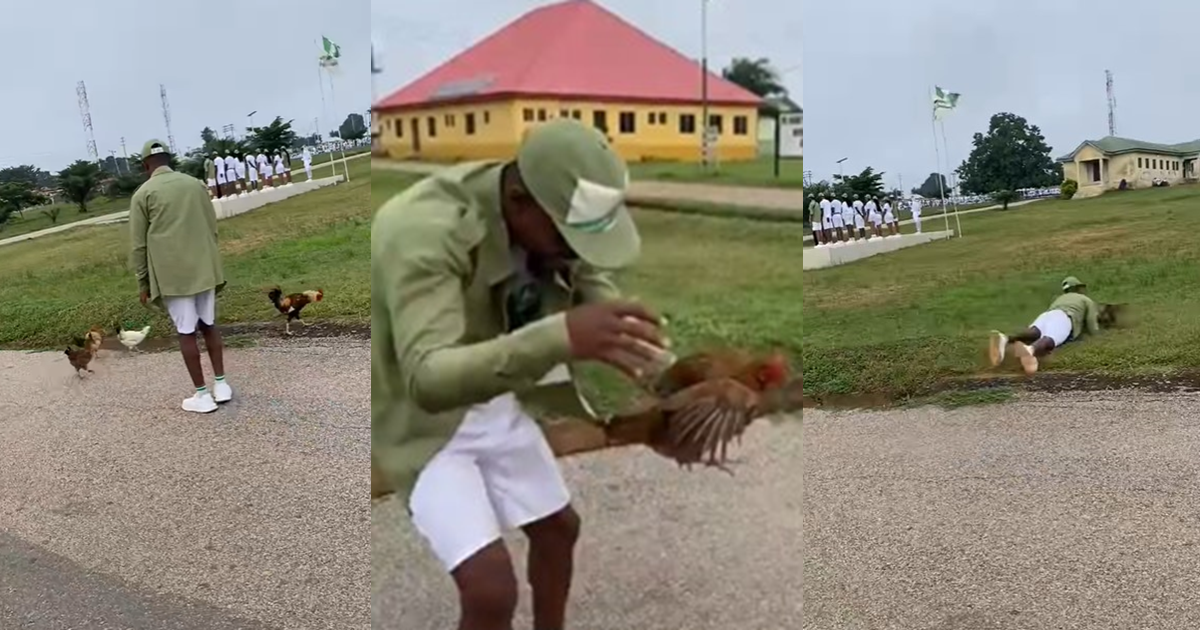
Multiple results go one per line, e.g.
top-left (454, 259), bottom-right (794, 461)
top-left (372, 159), bottom-right (804, 210)
top-left (0, 152), bottom-right (370, 249)
top-left (373, 417), bottom-right (803, 630)
top-left (0, 337), bottom-right (370, 629)
top-left (804, 391), bottom-right (1200, 629)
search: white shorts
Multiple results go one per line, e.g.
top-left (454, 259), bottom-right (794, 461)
top-left (1030, 308), bottom-right (1073, 346)
top-left (206, 178), bottom-right (216, 187)
top-left (869, 213), bottom-right (882, 225)
top-left (811, 221), bottom-right (821, 233)
top-left (216, 171), bottom-right (227, 185)
top-left (164, 289), bottom-right (217, 335)
top-left (883, 212), bottom-right (895, 223)
top-left (248, 167), bottom-right (258, 182)
top-left (409, 393), bottom-right (570, 572)
top-left (261, 166), bottom-right (274, 178)
top-left (831, 214), bottom-right (845, 228)
top-left (853, 214), bottom-right (866, 229)
top-left (275, 163), bottom-right (286, 174)
top-left (226, 169), bottom-right (237, 183)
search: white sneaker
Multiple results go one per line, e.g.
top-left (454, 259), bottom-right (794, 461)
top-left (182, 391), bottom-right (218, 413)
top-left (1011, 342), bottom-right (1039, 375)
top-left (988, 331), bottom-right (1008, 367)
top-left (213, 380), bottom-right (233, 403)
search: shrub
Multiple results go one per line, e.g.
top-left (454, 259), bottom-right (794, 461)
top-left (1061, 179), bottom-right (1078, 199)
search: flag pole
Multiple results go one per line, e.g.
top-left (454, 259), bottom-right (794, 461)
top-left (315, 38), bottom-right (331, 176)
top-left (326, 68), bottom-right (350, 182)
top-left (939, 119), bottom-right (963, 237)
top-left (931, 87), bottom-right (951, 236)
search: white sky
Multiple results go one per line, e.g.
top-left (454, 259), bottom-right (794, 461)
top-left (371, 0), bottom-right (801, 106)
top-left (804, 0), bottom-right (1200, 190)
top-left (0, 1), bottom-right (370, 172)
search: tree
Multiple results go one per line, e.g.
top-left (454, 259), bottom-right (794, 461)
top-left (721, 57), bottom-right (786, 98)
top-left (57, 160), bottom-right (104, 213)
top-left (913, 172), bottom-right (949, 198)
top-left (991, 189), bottom-right (1021, 211)
top-left (832, 167), bottom-right (886, 199)
top-left (956, 112), bottom-right (1060, 196)
top-left (0, 181), bottom-right (47, 229)
top-left (0, 164), bottom-right (54, 188)
top-left (200, 127), bottom-right (218, 145)
top-left (245, 117), bottom-right (298, 154)
top-left (339, 113), bottom-right (368, 141)
top-left (43, 205), bottom-right (62, 225)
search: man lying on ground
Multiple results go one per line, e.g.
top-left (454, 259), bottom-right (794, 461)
top-left (988, 276), bottom-right (1101, 375)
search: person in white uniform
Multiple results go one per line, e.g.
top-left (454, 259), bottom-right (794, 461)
top-left (882, 199), bottom-right (897, 237)
top-left (273, 153), bottom-right (285, 187)
top-left (223, 154), bottom-right (241, 196)
top-left (233, 153), bottom-right (248, 197)
top-left (988, 276), bottom-right (1102, 376)
top-left (829, 196), bottom-right (846, 243)
top-left (301, 146), bottom-right (313, 180)
top-left (279, 148), bottom-right (293, 186)
top-left (864, 196), bottom-right (881, 239)
top-left (910, 197), bottom-right (923, 233)
top-left (818, 194), bottom-right (834, 247)
top-left (258, 152), bottom-right (274, 188)
top-left (245, 152), bottom-right (260, 193)
top-left (839, 196), bottom-right (855, 241)
top-left (212, 154), bottom-right (227, 198)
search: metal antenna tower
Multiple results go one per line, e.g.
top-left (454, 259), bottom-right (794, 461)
top-left (76, 80), bottom-right (99, 165)
top-left (160, 84), bottom-right (177, 155)
top-left (1105, 70), bottom-right (1116, 137)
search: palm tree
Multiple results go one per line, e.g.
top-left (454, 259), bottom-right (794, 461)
top-left (722, 58), bottom-right (787, 98)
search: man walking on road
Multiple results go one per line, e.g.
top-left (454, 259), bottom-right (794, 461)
top-left (373, 119), bottom-right (669, 630)
top-left (129, 139), bottom-right (233, 413)
top-left (988, 276), bottom-right (1102, 375)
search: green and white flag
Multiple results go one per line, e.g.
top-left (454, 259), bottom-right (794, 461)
top-left (932, 86), bottom-right (960, 120)
top-left (319, 36), bottom-right (341, 68)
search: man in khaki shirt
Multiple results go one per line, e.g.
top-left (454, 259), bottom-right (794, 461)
top-left (129, 139), bottom-right (232, 413)
top-left (373, 120), bottom-right (665, 630)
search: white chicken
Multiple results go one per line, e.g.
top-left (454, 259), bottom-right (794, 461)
top-left (117, 325), bottom-right (151, 353)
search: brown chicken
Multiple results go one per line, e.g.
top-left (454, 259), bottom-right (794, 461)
top-left (604, 349), bottom-right (792, 472)
top-left (268, 287), bottom-right (324, 335)
top-left (64, 345), bottom-right (95, 377)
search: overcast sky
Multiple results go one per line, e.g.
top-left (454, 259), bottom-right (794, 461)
top-left (805, 0), bottom-right (1200, 192)
top-left (0, 1), bottom-right (369, 172)
top-left (371, 0), bottom-right (800, 107)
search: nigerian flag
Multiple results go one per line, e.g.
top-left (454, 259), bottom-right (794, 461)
top-left (319, 36), bottom-right (341, 68)
top-left (932, 86), bottom-right (960, 120)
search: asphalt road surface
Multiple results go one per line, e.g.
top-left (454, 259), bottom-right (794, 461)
top-left (804, 391), bottom-right (1200, 629)
top-left (372, 417), bottom-right (804, 630)
top-left (0, 338), bottom-right (370, 629)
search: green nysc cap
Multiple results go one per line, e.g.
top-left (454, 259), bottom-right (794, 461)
top-left (1062, 276), bottom-right (1086, 292)
top-left (516, 119), bottom-right (639, 270)
top-left (142, 139), bottom-right (171, 158)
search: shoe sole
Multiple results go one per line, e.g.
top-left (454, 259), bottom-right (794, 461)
top-left (988, 332), bottom-right (1005, 367)
top-left (183, 407), bottom-right (218, 413)
top-left (1011, 343), bottom-right (1039, 375)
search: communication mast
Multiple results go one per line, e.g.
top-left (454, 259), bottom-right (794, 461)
top-left (76, 80), bottom-right (99, 165)
top-left (1106, 70), bottom-right (1116, 137)
top-left (160, 84), bottom-right (177, 155)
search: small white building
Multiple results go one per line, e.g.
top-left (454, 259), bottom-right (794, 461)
top-left (757, 95), bottom-right (802, 157)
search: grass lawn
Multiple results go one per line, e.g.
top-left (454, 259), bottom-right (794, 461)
top-left (803, 184), bottom-right (1200, 400)
top-left (0, 157), bottom-right (371, 349)
top-left (629, 155), bottom-right (802, 189)
top-left (0, 197), bottom-right (128, 239)
top-left (370, 168), bottom-right (804, 412)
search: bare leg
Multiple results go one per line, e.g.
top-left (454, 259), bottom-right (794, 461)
top-left (177, 334), bottom-right (206, 388)
top-left (523, 506), bottom-right (581, 630)
top-left (198, 322), bottom-right (224, 377)
top-left (451, 540), bottom-right (519, 630)
top-left (1008, 326), bottom-right (1042, 344)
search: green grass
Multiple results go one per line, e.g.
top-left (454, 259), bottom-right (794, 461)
top-left (370, 168), bottom-right (804, 412)
top-left (634, 198), bottom-right (803, 223)
top-left (803, 184), bottom-right (1200, 400)
top-left (0, 157), bottom-right (371, 349)
top-left (0, 197), bottom-right (128, 238)
top-left (628, 156), bottom-right (802, 189)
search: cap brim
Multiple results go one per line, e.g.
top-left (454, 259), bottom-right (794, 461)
top-left (554, 204), bottom-right (640, 270)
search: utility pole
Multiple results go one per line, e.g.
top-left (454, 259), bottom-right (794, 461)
top-left (699, 0), bottom-right (710, 170)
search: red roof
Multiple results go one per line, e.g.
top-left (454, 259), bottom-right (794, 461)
top-left (374, 0), bottom-right (762, 112)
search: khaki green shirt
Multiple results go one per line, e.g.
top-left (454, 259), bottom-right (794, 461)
top-left (372, 161), bottom-right (622, 502)
top-left (1049, 292), bottom-right (1100, 339)
top-left (204, 158), bottom-right (215, 179)
top-left (128, 166), bottom-right (226, 306)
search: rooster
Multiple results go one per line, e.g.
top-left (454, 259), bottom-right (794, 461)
top-left (267, 287), bottom-right (324, 335)
top-left (64, 344), bottom-right (95, 378)
top-left (604, 349), bottom-right (792, 472)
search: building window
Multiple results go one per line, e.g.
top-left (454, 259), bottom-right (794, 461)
top-left (465, 112), bottom-right (476, 135)
top-left (523, 108), bottom-right (533, 122)
top-left (396, 119), bottom-right (403, 138)
top-left (427, 117), bottom-right (437, 137)
top-left (571, 109), bottom-right (581, 120)
top-left (679, 113), bottom-right (696, 134)
top-left (733, 115), bottom-right (749, 135)
top-left (1138, 157), bottom-right (1143, 168)
top-left (593, 110), bottom-right (608, 133)
top-left (708, 114), bottom-right (724, 134)
top-left (537, 108), bottom-right (547, 121)
top-left (648, 112), bottom-right (657, 125)
top-left (619, 111), bottom-right (636, 134)
top-left (483, 111), bottom-right (490, 124)
top-left (560, 109), bottom-right (569, 118)
top-left (659, 111), bottom-right (668, 124)
top-left (1177, 160), bottom-right (1181, 170)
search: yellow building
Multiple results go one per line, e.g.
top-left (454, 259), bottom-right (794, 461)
top-left (1058, 136), bottom-right (1200, 198)
top-left (372, 0), bottom-right (762, 164)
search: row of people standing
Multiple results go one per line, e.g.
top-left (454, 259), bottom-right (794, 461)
top-left (202, 148), bottom-right (315, 199)
top-left (807, 194), bottom-right (924, 247)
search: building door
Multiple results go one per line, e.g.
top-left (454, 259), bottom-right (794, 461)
top-left (592, 110), bottom-right (608, 134)
top-left (410, 118), bottom-right (421, 155)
